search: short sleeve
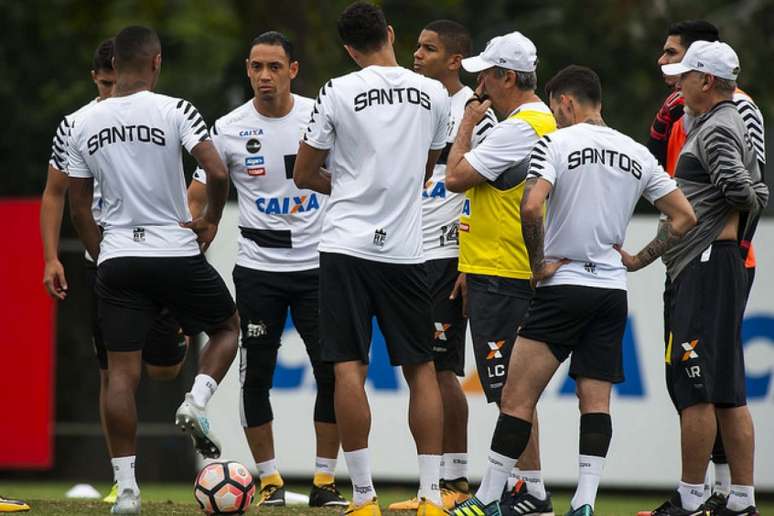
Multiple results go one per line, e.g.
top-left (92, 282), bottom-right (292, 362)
top-left (431, 91), bottom-right (450, 150)
top-left (192, 122), bottom-right (226, 185)
top-left (304, 80), bottom-right (336, 150)
top-left (173, 99), bottom-right (210, 153)
top-left (642, 154), bottom-right (677, 204)
top-left (464, 120), bottom-right (535, 181)
top-left (49, 117), bottom-right (71, 172)
top-left (527, 135), bottom-right (558, 185)
top-left (66, 125), bottom-right (92, 179)
top-left (470, 109), bottom-right (497, 148)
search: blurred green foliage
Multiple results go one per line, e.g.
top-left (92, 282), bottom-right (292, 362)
top-left (2, 0), bottom-right (772, 197)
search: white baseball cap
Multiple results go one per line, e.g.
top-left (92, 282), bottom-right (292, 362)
top-left (461, 31), bottom-right (538, 73)
top-left (661, 40), bottom-right (740, 80)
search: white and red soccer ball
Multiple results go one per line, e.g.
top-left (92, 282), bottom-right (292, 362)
top-left (194, 461), bottom-right (256, 514)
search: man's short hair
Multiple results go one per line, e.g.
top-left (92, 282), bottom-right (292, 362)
top-left (114, 25), bottom-right (161, 72)
top-left (423, 19), bottom-right (472, 57)
top-left (337, 1), bottom-right (388, 53)
top-left (493, 67), bottom-right (537, 92)
top-left (667, 20), bottom-right (720, 48)
top-left (92, 38), bottom-right (114, 73)
top-left (250, 31), bottom-right (295, 61)
top-left (545, 65), bottom-right (602, 106)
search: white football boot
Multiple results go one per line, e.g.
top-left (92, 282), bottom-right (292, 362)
top-left (175, 392), bottom-right (221, 458)
top-left (110, 488), bottom-right (140, 514)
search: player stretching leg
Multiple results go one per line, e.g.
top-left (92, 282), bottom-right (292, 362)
top-left (67, 26), bottom-right (239, 514)
top-left (40, 38), bottom-right (189, 506)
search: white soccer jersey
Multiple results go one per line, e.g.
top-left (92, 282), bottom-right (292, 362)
top-left (422, 86), bottom-right (496, 260)
top-left (193, 95), bottom-right (323, 272)
top-left (67, 90), bottom-right (210, 265)
top-left (304, 66), bottom-right (450, 264)
top-left (464, 101), bottom-right (552, 181)
top-left (527, 123), bottom-right (677, 290)
top-left (49, 99), bottom-right (104, 223)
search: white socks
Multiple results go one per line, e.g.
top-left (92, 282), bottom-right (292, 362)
top-left (571, 455), bottom-right (605, 510)
top-left (314, 456), bottom-right (337, 486)
top-left (191, 374), bottom-right (217, 407)
top-left (315, 456), bottom-right (337, 476)
top-left (112, 456), bottom-right (138, 494)
top-left (506, 467), bottom-right (519, 492)
top-left (727, 485), bottom-right (755, 511)
top-left (678, 481), bottom-right (705, 511)
top-left (442, 453), bottom-right (468, 481)
top-left (417, 455), bottom-right (442, 505)
top-left (521, 470), bottom-right (547, 501)
top-left (344, 449), bottom-right (376, 505)
top-left (476, 451), bottom-right (517, 505)
top-left (714, 463), bottom-right (731, 496)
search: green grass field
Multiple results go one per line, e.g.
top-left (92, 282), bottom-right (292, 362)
top-left (1, 481), bottom-right (772, 515)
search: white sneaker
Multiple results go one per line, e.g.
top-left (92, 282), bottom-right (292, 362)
top-left (175, 393), bottom-right (221, 458)
top-left (110, 488), bottom-right (140, 514)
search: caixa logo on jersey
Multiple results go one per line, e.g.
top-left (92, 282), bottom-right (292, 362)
top-left (256, 194), bottom-right (320, 215)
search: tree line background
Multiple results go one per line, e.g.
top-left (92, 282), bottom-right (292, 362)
top-left (2, 0), bottom-right (772, 205)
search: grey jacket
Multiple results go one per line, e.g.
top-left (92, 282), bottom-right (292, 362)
top-left (663, 100), bottom-right (768, 280)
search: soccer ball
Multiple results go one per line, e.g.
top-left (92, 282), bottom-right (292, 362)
top-left (194, 461), bottom-right (256, 514)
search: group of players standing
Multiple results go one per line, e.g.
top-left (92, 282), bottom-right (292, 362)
top-left (38, 2), bottom-right (766, 515)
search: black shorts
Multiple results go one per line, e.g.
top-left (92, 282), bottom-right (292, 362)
top-left (319, 252), bottom-right (433, 367)
top-left (426, 258), bottom-right (466, 376)
top-left (467, 274), bottom-right (532, 403)
top-left (96, 254), bottom-right (236, 353)
top-left (234, 265), bottom-right (331, 426)
top-left (518, 285), bottom-right (628, 384)
top-left (665, 242), bottom-right (748, 411)
top-left (85, 262), bottom-right (186, 369)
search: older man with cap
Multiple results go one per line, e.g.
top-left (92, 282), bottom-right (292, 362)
top-left (622, 41), bottom-right (768, 516)
top-left (445, 31), bottom-right (557, 516)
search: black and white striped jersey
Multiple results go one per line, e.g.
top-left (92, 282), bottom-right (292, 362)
top-left (67, 91), bottom-right (210, 264)
top-left (733, 90), bottom-right (766, 168)
top-left (49, 99), bottom-right (104, 223)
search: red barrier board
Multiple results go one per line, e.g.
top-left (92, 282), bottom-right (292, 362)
top-left (0, 199), bottom-right (54, 468)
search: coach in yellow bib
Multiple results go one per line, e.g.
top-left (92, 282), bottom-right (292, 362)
top-left (445, 31), bottom-right (556, 511)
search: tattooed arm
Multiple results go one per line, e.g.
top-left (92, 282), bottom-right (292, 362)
top-left (615, 189), bottom-right (697, 271)
top-left (521, 177), bottom-right (568, 283)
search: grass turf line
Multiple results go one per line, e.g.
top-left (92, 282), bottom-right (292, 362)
top-left (2, 482), bottom-right (773, 515)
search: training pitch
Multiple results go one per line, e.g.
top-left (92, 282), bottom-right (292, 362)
top-left (1, 481), bottom-right (772, 515)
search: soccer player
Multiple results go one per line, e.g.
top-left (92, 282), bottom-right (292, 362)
top-left (626, 42), bottom-right (767, 516)
top-left (387, 20), bottom-right (495, 512)
top-left (445, 31), bottom-right (556, 514)
top-left (647, 24), bottom-right (766, 510)
top-left (66, 26), bottom-right (239, 514)
top-left (452, 65), bottom-right (696, 516)
top-left (39, 38), bottom-right (188, 505)
top-left (293, 3), bottom-right (449, 515)
top-left (186, 31), bottom-right (346, 508)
